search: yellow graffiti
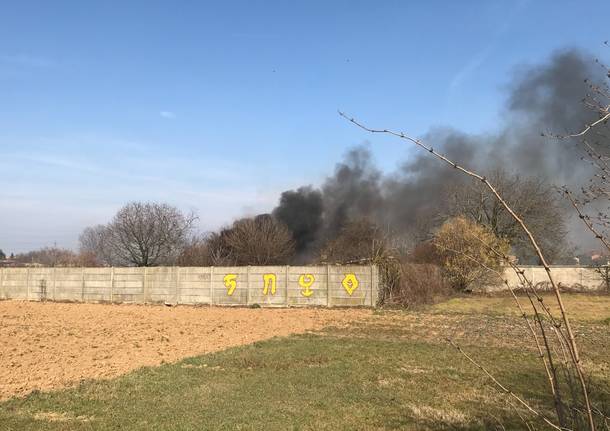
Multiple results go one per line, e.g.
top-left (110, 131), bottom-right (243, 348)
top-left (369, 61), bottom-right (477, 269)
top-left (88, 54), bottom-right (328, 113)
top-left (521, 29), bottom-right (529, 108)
top-left (263, 273), bottom-right (277, 295)
top-left (298, 274), bottom-right (315, 297)
top-left (223, 274), bottom-right (237, 296)
top-left (342, 273), bottom-right (359, 296)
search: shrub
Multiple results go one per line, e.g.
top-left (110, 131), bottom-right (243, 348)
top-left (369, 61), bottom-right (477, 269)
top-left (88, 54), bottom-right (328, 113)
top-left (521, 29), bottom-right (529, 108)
top-left (380, 261), bottom-right (451, 307)
top-left (317, 219), bottom-right (451, 307)
top-left (433, 216), bottom-right (509, 291)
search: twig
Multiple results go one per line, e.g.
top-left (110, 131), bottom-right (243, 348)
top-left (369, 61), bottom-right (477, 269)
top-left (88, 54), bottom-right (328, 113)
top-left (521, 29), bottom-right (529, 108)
top-left (447, 338), bottom-right (564, 431)
top-left (563, 188), bottom-right (610, 253)
top-left (340, 111), bottom-right (596, 430)
top-left (437, 243), bottom-right (566, 424)
top-left (553, 110), bottom-right (610, 139)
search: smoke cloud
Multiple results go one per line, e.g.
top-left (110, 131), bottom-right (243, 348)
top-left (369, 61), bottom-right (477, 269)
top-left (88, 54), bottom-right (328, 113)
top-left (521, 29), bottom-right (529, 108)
top-left (273, 49), bottom-right (608, 257)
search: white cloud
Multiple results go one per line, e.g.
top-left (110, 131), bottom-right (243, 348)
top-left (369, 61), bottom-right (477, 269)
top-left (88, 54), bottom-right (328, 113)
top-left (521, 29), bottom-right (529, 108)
top-left (160, 111), bottom-right (176, 119)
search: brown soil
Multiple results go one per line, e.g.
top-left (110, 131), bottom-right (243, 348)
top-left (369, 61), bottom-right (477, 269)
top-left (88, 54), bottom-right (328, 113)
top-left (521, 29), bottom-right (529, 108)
top-left (0, 300), bottom-right (371, 401)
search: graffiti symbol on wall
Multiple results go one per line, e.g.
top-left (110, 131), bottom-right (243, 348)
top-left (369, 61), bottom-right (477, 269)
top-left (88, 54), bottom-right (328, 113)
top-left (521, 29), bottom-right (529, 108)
top-left (221, 272), bottom-right (361, 297)
top-left (223, 274), bottom-right (237, 296)
top-left (263, 273), bottom-right (277, 295)
top-left (298, 274), bottom-right (315, 297)
top-left (342, 273), bottom-right (359, 296)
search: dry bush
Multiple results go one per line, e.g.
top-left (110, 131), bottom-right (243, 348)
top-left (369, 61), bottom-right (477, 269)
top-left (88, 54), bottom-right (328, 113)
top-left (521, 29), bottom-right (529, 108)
top-left (382, 262), bottom-right (451, 307)
top-left (409, 241), bottom-right (440, 265)
top-left (433, 216), bottom-right (509, 291)
top-left (317, 219), bottom-right (450, 306)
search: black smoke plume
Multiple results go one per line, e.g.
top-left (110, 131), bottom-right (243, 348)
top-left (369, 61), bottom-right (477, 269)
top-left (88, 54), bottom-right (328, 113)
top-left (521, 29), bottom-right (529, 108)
top-left (272, 49), bottom-right (608, 258)
top-left (273, 186), bottom-right (323, 253)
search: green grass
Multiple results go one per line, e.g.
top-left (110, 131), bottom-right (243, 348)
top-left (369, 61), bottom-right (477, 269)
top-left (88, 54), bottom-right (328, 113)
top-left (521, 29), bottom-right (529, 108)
top-left (1, 294), bottom-right (609, 430)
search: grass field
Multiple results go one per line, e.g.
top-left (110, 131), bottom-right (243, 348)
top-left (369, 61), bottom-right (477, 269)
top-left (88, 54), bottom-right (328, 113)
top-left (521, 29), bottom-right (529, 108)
top-left (1, 294), bottom-right (609, 430)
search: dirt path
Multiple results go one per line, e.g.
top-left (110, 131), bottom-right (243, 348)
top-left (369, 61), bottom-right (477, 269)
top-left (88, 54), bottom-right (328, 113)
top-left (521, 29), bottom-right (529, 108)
top-left (0, 301), bottom-right (371, 401)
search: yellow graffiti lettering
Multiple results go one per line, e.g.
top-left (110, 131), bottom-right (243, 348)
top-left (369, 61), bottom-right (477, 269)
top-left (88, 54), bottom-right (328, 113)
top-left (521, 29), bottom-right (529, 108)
top-left (298, 274), bottom-right (315, 297)
top-left (263, 273), bottom-right (277, 295)
top-left (223, 274), bottom-right (237, 296)
top-left (342, 273), bottom-right (359, 296)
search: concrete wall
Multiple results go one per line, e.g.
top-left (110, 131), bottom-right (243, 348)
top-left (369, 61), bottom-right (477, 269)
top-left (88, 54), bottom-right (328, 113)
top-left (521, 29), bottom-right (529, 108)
top-left (501, 266), bottom-right (606, 291)
top-left (0, 265), bottom-right (379, 307)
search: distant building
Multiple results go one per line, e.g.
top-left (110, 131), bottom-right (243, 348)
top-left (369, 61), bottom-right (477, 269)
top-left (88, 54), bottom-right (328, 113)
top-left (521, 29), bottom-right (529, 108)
top-left (575, 250), bottom-right (610, 266)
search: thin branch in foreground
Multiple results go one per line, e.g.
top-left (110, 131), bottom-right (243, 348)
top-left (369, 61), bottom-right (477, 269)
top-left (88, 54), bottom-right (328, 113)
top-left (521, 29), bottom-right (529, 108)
top-left (563, 188), bottom-right (610, 254)
top-left (446, 338), bottom-right (564, 431)
top-left (549, 110), bottom-right (610, 139)
top-left (437, 243), bottom-right (565, 423)
top-left (339, 111), bottom-right (595, 430)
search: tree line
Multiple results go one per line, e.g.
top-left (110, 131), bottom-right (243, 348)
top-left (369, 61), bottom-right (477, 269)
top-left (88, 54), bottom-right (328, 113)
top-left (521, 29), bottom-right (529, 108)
top-left (4, 167), bottom-right (570, 301)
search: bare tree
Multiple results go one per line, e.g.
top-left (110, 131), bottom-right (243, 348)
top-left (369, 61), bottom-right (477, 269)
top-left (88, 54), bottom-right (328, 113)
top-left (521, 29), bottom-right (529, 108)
top-left (176, 235), bottom-right (206, 266)
top-left (176, 234), bottom-right (225, 266)
top-left (80, 202), bottom-right (197, 267)
top-left (221, 214), bottom-right (295, 265)
top-left (318, 218), bottom-right (386, 264)
top-left (79, 225), bottom-right (114, 266)
top-left (445, 168), bottom-right (570, 264)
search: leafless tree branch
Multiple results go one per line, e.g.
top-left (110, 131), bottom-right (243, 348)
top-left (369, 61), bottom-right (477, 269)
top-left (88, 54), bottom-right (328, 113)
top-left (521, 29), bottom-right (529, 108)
top-left (340, 111), bottom-right (595, 429)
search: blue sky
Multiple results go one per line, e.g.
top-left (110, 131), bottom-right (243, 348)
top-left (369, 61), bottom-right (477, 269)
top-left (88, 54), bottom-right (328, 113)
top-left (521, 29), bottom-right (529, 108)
top-left (1, 0), bottom-right (609, 253)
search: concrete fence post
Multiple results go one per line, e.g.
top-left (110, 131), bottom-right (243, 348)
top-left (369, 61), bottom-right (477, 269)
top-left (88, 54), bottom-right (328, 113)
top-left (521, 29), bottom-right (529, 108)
top-left (26, 267), bottom-right (31, 301)
top-left (142, 267), bottom-right (148, 304)
top-left (246, 266), bottom-right (251, 306)
top-left (285, 265), bottom-right (289, 306)
top-left (0, 267), bottom-right (4, 300)
top-left (110, 267), bottom-right (115, 303)
top-left (531, 267), bottom-right (536, 288)
top-left (52, 267), bottom-right (57, 301)
top-left (370, 265), bottom-right (374, 307)
top-left (374, 265), bottom-right (379, 306)
top-left (174, 267), bottom-right (180, 305)
top-left (81, 267), bottom-right (85, 302)
top-left (209, 266), bottom-right (214, 305)
top-left (326, 265), bottom-right (331, 307)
